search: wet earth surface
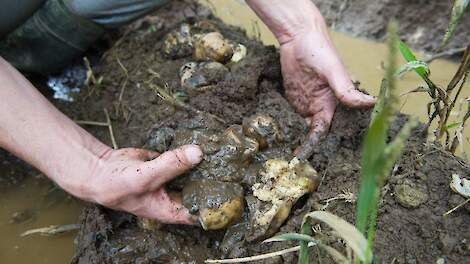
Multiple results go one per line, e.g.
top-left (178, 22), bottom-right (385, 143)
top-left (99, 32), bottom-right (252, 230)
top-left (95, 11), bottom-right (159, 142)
top-left (1, 0), bottom-right (470, 263)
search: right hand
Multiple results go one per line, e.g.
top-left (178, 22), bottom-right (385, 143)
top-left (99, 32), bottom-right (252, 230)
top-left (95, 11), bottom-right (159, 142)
top-left (75, 145), bottom-right (203, 225)
top-left (279, 29), bottom-right (375, 156)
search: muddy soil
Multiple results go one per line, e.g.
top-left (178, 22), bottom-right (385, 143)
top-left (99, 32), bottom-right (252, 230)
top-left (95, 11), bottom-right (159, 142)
top-left (0, 151), bottom-right (35, 189)
top-left (55, 1), bottom-right (470, 264)
top-left (314, 0), bottom-right (470, 53)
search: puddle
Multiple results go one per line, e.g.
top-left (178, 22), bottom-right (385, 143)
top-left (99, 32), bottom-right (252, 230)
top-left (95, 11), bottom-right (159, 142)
top-left (1, 1), bottom-right (468, 263)
top-left (0, 176), bottom-right (82, 263)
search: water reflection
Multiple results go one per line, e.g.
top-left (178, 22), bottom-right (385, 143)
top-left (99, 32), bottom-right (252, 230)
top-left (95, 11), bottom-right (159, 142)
top-left (46, 65), bottom-right (85, 102)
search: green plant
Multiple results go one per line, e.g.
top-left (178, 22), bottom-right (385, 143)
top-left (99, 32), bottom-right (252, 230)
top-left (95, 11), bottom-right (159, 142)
top-left (264, 22), bottom-right (417, 264)
top-left (396, 0), bottom-right (470, 154)
top-left (440, 0), bottom-right (469, 49)
top-left (398, 40), bottom-right (470, 153)
top-left (355, 21), bottom-right (417, 263)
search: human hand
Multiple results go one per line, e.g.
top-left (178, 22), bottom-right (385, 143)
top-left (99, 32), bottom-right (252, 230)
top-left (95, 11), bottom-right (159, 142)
top-left (280, 29), bottom-right (375, 158)
top-left (78, 145), bottom-right (202, 225)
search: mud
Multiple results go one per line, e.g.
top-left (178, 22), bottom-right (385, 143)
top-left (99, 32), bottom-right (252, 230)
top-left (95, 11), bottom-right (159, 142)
top-left (63, 1), bottom-right (470, 264)
top-left (314, 0), bottom-right (470, 53)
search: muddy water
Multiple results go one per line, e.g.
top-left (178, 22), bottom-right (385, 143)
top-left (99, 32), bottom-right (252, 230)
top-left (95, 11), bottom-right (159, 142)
top-left (0, 176), bottom-right (82, 263)
top-left (1, 1), bottom-right (468, 264)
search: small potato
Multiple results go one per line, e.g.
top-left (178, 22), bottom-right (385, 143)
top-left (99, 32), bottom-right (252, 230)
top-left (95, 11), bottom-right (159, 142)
top-left (193, 32), bottom-right (234, 63)
top-left (162, 24), bottom-right (193, 59)
top-left (182, 179), bottom-right (245, 230)
top-left (199, 197), bottom-right (244, 230)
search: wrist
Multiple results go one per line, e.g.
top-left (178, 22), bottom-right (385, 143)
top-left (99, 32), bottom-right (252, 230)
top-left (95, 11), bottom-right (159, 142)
top-left (50, 130), bottom-right (113, 201)
top-left (247, 0), bottom-right (327, 44)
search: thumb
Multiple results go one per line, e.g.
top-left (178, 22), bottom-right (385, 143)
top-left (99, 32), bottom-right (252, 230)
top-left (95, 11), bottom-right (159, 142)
top-left (327, 66), bottom-right (375, 108)
top-left (139, 144), bottom-right (203, 190)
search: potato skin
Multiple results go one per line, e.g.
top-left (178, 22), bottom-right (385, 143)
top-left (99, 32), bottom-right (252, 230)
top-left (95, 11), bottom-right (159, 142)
top-left (193, 32), bottom-right (234, 63)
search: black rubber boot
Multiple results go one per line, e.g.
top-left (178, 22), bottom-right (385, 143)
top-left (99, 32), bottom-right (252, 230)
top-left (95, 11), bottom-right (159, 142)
top-left (0, 0), bottom-right (105, 75)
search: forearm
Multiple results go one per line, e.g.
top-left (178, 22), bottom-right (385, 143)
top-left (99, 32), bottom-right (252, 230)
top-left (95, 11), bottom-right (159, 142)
top-left (246, 0), bottom-right (327, 44)
top-left (0, 57), bottom-right (111, 199)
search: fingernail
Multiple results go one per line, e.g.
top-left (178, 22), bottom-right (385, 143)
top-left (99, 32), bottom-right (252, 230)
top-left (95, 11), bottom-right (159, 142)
top-left (183, 145), bottom-right (203, 165)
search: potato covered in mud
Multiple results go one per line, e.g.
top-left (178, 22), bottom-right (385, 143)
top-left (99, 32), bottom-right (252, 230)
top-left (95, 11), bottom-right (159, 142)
top-left (223, 125), bottom-right (259, 163)
top-left (193, 32), bottom-right (234, 63)
top-left (182, 179), bottom-right (244, 230)
top-left (247, 158), bottom-right (319, 241)
top-left (162, 23), bottom-right (193, 59)
top-left (243, 114), bottom-right (281, 149)
top-left (179, 61), bottom-right (229, 95)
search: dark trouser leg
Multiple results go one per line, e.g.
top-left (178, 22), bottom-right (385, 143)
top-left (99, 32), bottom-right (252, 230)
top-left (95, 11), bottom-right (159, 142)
top-left (0, 0), bottom-right (169, 75)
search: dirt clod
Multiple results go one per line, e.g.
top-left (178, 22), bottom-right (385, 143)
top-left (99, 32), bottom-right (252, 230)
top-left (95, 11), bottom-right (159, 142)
top-left (394, 181), bottom-right (429, 209)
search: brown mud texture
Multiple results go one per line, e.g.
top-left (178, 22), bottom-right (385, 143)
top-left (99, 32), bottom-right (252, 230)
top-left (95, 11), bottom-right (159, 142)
top-left (314, 0), bottom-right (470, 53)
top-left (65, 2), bottom-right (470, 264)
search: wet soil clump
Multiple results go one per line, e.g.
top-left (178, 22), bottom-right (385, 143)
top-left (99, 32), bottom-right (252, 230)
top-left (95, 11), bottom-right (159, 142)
top-left (40, 1), bottom-right (468, 263)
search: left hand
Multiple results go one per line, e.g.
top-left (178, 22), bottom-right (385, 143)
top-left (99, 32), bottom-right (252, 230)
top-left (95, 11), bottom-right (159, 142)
top-left (72, 145), bottom-right (203, 225)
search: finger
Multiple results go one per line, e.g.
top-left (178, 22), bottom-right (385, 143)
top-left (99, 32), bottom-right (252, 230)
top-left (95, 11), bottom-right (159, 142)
top-left (295, 100), bottom-right (335, 160)
top-left (140, 188), bottom-right (197, 225)
top-left (326, 66), bottom-right (375, 108)
top-left (295, 119), bottom-right (329, 160)
top-left (138, 144), bottom-right (203, 190)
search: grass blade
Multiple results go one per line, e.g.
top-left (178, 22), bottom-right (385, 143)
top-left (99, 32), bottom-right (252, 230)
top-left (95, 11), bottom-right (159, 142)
top-left (264, 233), bottom-right (318, 244)
top-left (304, 211), bottom-right (371, 262)
top-left (299, 219), bottom-right (313, 264)
top-left (440, 0), bottom-right (470, 49)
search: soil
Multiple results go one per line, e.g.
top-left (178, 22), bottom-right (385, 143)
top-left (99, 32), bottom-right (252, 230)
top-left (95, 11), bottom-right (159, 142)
top-left (314, 0), bottom-right (470, 53)
top-left (1, 0), bottom-right (469, 264)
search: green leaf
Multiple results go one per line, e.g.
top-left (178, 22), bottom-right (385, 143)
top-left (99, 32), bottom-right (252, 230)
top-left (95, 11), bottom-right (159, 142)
top-left (299, 219), bottom-right (313, 264)
top-left (398, 41), bottom-right (429, 79)
top-left (303, 211), bottom-right (371, 262)
top-left (445, 121), bottom-right (462, 131)
top-left (395, 61), bottom-right (430, 78)
top-left (398, 40), bottom-right (419, 62)
top-left (264, 233), bottom-right (318, 244)
top-left (440, 0), bottom-right (470, 49)
top-left (357, 107), bottom-right (387, 233)
top-left (398, 40), bottom-right (439, 94)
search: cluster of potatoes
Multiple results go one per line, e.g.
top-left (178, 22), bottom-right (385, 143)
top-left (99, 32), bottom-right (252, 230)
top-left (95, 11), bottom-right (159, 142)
top-left (161, 21), bottom-right (246, 95)
top-left (180, 114), bottom-right (319, 236)
top-left (142, 22), bottom-right (319, 238)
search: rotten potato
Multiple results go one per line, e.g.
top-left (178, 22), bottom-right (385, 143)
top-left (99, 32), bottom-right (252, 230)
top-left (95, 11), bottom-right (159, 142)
top-left (247, 158), bottom-right (319, 240)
